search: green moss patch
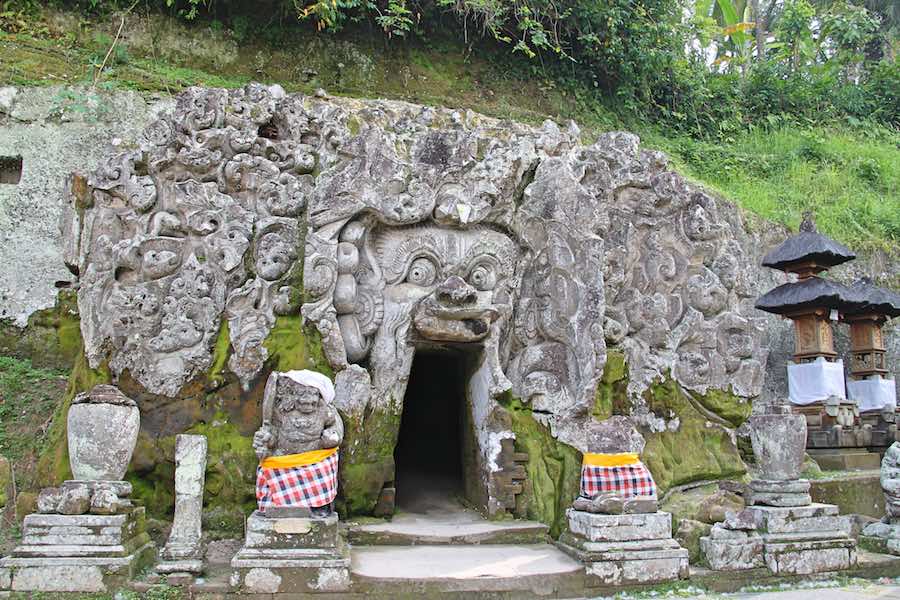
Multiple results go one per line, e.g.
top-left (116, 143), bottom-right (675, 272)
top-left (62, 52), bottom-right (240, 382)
top-left (640, 375), bottom-right (746, 493)
top-left (337, 401), bottom-right (403, 516)
top-left (263, 315), bottom-right (334, 378)
top-left (0, 290), bottom-right (81, 372)
top-left (694, 386), bottom-right (752, 428)
top-left (498, 393), bottom-right (581, 537)
top-left (593, 349), bottom-right (630, 420)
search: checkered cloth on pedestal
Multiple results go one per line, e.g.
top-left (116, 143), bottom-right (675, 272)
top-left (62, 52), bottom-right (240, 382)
top-left (256, 451), bottom-right (339, 509)
top-left (581, 461), bottom-right (656, 499)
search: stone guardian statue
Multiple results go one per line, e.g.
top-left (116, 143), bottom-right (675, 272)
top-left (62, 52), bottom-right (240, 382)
top-left (253, 370), bottom-right (344, 517)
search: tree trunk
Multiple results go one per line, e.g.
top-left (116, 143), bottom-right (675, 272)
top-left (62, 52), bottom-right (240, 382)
top-left (751, 0), bottom-right (764, 61)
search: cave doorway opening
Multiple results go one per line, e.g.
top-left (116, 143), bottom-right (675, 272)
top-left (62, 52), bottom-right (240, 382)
top-left (394, 348), bottom-right (474, 513)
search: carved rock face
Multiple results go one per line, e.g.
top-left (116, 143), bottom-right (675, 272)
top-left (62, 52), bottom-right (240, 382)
top-left (374, 225), bottom-right (517, 344)
top-left (65, 86), bottom-right (773, 506)
top-left (271, 381), bottom-right (329, 454)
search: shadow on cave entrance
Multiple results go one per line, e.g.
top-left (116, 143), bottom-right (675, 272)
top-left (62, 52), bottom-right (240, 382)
top-left (394, 349), bottom-right (467, 514)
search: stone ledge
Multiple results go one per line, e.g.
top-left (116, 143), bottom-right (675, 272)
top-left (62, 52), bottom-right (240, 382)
top-left (565, 509), bottom-right (672, 542)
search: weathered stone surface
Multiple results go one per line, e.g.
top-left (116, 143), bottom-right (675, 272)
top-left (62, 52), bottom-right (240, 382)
top-left (566, 509), bottom-right (672, 542)
top-left (159, 434), bottom-right (207, 565)
top-left (674, 518), bottom-right (712, 563)
top-left (68, 385), bottom-right (140, 481)
top-left (0, 86), bottom-right (172, 327)
top-left (57, 483), bottom-right (91, 515)
top-left (749, 405), bottom-right (807, 482)
top-left (62, 84), bottom-right (778, 517)
top-left (242, 511), bottom-right (340, 550)
top-left (861, 441), bottom-right (900, 555)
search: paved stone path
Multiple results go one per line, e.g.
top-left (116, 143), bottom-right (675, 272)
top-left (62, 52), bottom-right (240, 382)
top-left (607, 582), bottom-right (900, 599)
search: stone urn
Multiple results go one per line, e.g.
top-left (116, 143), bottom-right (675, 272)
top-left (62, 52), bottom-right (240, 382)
top-left (67, 385), bottom-right (140, 481)
top-left (749, 403), bottom-right (806, 481)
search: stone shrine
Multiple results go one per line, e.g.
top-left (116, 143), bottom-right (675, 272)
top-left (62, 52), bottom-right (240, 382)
top-left (231, 370), bottom-right (350, 594)
top-left (701, 404), bottom-right (857, 574)
top-left (0, 386), bottom-right (154, 593)
top-left (558, 417), bottom-right (689, 585)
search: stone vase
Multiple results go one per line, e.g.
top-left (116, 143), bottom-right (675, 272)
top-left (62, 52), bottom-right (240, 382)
top-left (67, 385), bottom-right (140, 481)
top-left (749, 404), bottom-right (806, 481)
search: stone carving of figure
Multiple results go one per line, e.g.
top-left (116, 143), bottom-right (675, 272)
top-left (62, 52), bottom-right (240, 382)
top-left (572, 416), bottom-right (659, 514)
top-left (253, 370), bottom-right (344, 517)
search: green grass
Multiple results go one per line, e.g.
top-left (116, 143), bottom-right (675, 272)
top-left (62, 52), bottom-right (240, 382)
top-left (1, 7), bottom-right (897, 257)
top-left (0, 357), bottom-right (67, 472)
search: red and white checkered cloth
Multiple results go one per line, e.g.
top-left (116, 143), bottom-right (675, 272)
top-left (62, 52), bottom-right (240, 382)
top-left (581, 461), bottom-right (656, 499)
top-left (256, 451), bottom-right (339, 509)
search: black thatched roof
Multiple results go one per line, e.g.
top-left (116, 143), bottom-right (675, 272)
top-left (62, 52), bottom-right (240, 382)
top-left (755, 276), bottom-right (856, 315)
top-left (843, 277), bottom-right (900, 318)
top-left (761, 213), bottom-right (856, 272)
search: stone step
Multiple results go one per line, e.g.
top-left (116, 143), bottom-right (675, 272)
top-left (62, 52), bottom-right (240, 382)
top-left (350, 543), bottom-right (584, 595)
top-left (348, 514), bottom-right (549, 545)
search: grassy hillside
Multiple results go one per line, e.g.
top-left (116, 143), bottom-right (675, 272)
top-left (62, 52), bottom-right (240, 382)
top-left (2, 7), bottom-right (898, 256)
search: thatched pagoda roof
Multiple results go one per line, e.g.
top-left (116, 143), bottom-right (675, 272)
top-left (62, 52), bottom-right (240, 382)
top-left (755, 276), bottom-right (856, 315)
top-left (761, 213), bottom-right (856, 272)
top-left (844, 277), bottom-right (900, 318)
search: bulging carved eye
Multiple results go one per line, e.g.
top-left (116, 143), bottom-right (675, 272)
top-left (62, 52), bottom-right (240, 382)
top-left (468, 264), bottom-right (496, 291)
top-left (406, 257), bottom-right (437, 287)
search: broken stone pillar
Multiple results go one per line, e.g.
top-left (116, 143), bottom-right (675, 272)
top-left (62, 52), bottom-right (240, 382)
top-left (557, 417), bottom-right (689, 585)
top-left (701, 403), bottom-right (857, 574)
top-left (156, 434), bottom-right (208, 579)
top-left (861, 442), bottom-right (900, 555)
top-left (230, 370), bottom-right (350, 593)
top-left (0, 386), bottom-right (154, 593)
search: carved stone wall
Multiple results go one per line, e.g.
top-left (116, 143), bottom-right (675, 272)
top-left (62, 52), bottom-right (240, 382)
top-left (63, 84), bottom-right (776, 516)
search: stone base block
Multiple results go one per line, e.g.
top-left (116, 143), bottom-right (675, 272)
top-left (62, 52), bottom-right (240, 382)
top-left (749, 479), bottom-right (812, 507)
top-left (243, 511), bottom-right (340, 550)
top-left (808, 448), bottom-right (883, 470)
top-left (0, 543), bottom-right (154, 592)
top-left (0, 507), bottom-right (154, 592)
top-left (701, 503), bottom-right (857, 574)
top-left (230, 511), bottom-right (350, 593)
top-left (700, 531), bottom-right (765, 571)
top-left (764, 537), bottom-right (857, 574)
top-left (156, 558), bottom-right (203, 574)
top-left (565, 509), bottom-right (672, 542)
top-left (231, 548), bottom-right (351, 593)
top-left (557, 533), bottom-right (688, 586)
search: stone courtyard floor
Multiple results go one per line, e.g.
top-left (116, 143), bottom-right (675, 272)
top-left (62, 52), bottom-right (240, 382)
top-left (586, 578), bottom-right (900, 599)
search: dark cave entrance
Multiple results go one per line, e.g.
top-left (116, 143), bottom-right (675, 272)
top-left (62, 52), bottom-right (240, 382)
top-left (394, 349), bottom-right (472, 512)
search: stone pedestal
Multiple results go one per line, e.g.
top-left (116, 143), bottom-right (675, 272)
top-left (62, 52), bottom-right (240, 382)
top-left (557, 509), bottom-right (689, 586)
top-left (748, 478), bottom-right (812, 507)
top-left (701, 503), bottom-right (857, 574)
top-left (156, 434), bottom-right (207, 579)
top-left (230, 511), bottom-right (350, 594)
top-left (0, 507), bottom-right (154, 592)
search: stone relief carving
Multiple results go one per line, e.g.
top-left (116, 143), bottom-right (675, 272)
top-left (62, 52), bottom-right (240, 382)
top-left (65, 85), bottom-right (771, 512)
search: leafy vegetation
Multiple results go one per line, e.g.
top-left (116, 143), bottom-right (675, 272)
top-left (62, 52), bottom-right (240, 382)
top-left (0, 1), bottom-right (896, 254)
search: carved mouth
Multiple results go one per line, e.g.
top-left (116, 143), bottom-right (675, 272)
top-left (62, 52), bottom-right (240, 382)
top-left (412, 298), bottom-right (499, 342)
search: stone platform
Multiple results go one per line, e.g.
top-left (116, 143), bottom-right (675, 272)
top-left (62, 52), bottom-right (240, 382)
top-left (556, 510), bottom-right (689, 586)
top-left (230, 511), bottom-right (351, 594)
top-left (0, 507), bottom-right (154, 592)
top-left (701, 503), bottom-right (857, 574)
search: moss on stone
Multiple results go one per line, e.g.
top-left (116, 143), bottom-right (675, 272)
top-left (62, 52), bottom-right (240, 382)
top-left (0, 290), bottom-right (81, 372)
top-left (127, 411), bottom-right (258, 519)
top-left (208, 320), bottom-right (231, 388)
top-left (593, 349), bottom-right (629, 420)
top-left (695, 386), bottom-right (752, 428)
top-left (262, 315), bottom-right (334, 378)
top-left (498, 393), bottom-right (581, 538)
top-left (336, 400), bottom-right (403, 516)
top-left (640, 375), bottom-right (746, 494)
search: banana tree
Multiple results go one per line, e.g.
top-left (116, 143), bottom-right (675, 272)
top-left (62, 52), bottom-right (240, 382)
top-left (696, 0), bottom-right (760, 72)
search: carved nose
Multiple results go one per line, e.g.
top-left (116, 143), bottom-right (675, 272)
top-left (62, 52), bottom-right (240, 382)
top-left (437, 276), bottom-right (477, 306)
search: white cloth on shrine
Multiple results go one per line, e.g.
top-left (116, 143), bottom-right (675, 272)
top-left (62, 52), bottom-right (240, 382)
top-left (280, 369), bottom-right (335, 405)
top-left (787, 358), bottom-right (846, 405)
top-left (848, 377), bottom-right (897, 413)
